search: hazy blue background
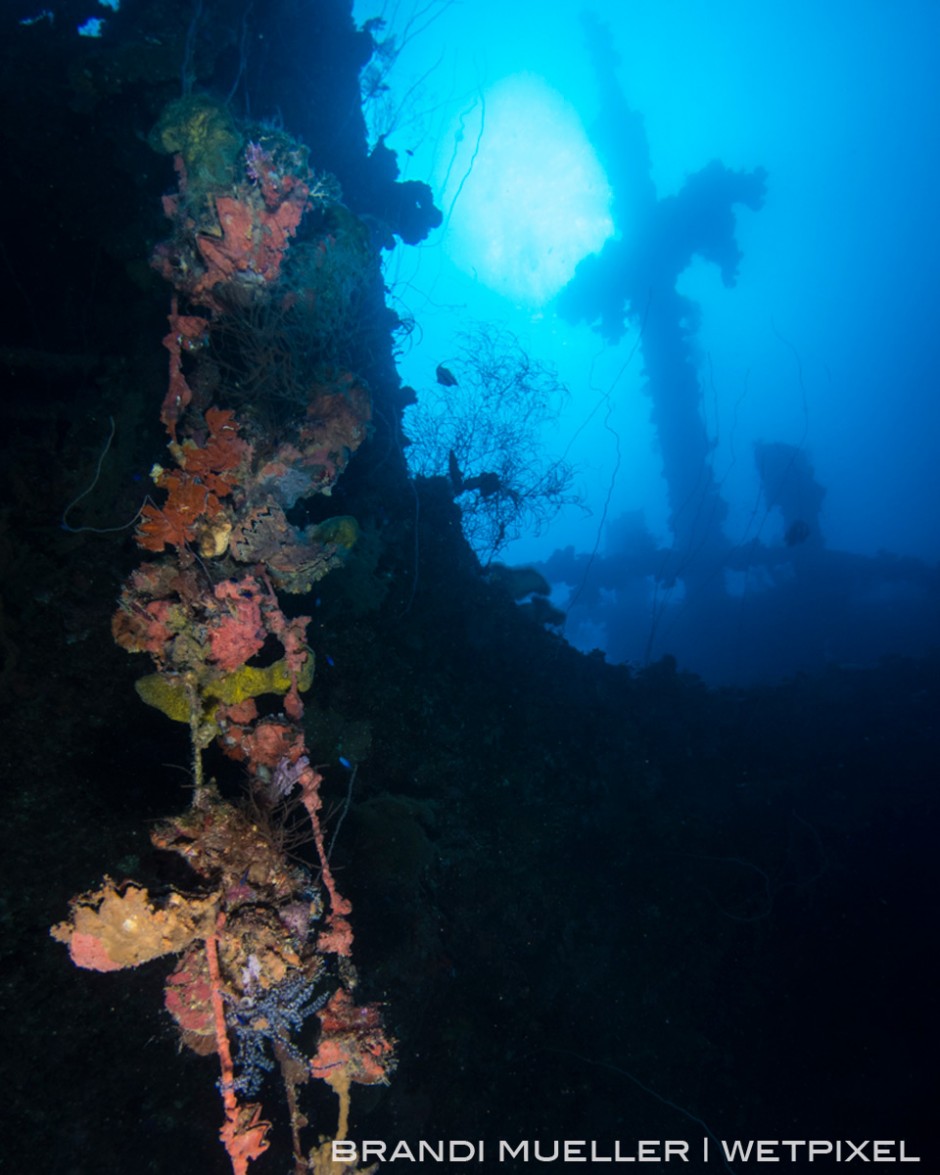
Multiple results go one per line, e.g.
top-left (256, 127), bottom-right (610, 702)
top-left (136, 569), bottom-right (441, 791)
top-left (351, 0), bottom-right (940, 672)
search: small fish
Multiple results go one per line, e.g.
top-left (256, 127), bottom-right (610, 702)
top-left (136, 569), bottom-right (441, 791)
top-left (436, 364), bottom-right (458, 387)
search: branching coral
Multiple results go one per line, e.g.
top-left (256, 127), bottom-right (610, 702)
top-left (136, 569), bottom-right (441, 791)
top-left (407, 325), bottom-right (578, 562)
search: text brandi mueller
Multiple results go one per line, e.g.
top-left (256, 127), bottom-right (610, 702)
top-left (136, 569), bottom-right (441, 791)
top-left (332, 1138), bottom-right (921, 1163)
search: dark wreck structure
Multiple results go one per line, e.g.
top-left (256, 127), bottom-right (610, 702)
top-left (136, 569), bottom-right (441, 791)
top-left (554, 13), bottom-right (939, 683)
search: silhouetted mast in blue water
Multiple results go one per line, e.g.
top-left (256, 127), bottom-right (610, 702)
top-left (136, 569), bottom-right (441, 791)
top-left (559, 13), bottom-right (766, 603)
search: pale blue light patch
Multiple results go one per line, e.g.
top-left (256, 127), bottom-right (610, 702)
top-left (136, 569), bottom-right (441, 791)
top-left (99, 0), bottom-right (121, 9)
top-left (77, 16), bottom-right (105, 36)
top-left (438, 74), bottom-right (613, 307)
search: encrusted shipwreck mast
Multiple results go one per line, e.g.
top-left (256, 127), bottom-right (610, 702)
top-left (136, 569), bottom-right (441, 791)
top-left (51, 96), bottom-right (392, 1175)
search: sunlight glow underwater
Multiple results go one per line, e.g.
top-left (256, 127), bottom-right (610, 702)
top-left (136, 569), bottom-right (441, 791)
top-left (439, 75), bottom-right (614, 306)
